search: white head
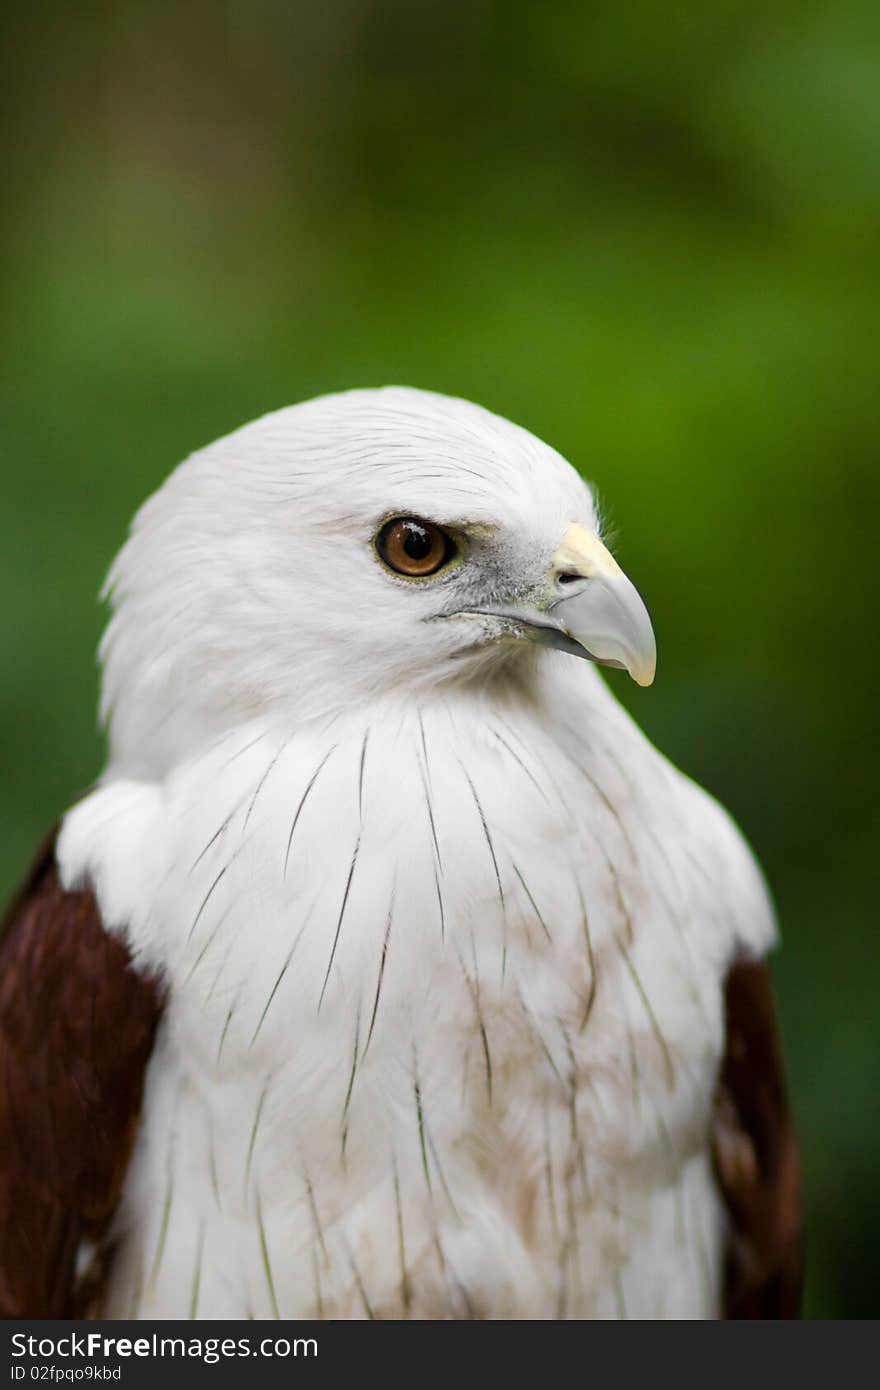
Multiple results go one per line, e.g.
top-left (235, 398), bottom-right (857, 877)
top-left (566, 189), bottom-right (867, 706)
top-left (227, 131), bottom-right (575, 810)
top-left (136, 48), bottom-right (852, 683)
top-left (100, 387), bottom-right (655, 773)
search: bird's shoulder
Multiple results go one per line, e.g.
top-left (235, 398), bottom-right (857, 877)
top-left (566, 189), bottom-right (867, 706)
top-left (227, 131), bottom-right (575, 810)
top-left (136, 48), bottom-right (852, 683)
top-left (0, 825), bottom-right (164, 1317)
top-left (566, 673), bottom-right (778, 960)
top-left (666, 757), bottom-right (778, 961)
top-left (579, 702), bottom-right (803, 1315)
top-left (646, 770), bottom-right (802, 1316)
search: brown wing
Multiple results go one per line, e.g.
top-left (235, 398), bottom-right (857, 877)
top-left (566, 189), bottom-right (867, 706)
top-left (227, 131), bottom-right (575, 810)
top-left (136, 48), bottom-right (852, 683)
top-left (0, 827), bottom-right (164, 1318)
top-left (713, 957), bottom-right (804, 1318)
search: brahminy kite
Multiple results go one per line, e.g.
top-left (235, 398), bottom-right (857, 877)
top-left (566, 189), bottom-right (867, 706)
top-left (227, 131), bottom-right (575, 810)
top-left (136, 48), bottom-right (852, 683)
top-left (0, 388), bottom-right (802, 1318)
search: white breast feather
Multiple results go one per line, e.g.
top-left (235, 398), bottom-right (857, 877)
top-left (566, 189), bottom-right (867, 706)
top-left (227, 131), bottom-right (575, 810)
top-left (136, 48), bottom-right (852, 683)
top-left (58, 655), bottom-right (774, 1319)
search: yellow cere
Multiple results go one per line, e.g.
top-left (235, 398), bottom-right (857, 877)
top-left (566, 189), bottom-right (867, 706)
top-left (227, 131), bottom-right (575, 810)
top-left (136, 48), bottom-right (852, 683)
top-left (552, 524), bottom-right (623, 582)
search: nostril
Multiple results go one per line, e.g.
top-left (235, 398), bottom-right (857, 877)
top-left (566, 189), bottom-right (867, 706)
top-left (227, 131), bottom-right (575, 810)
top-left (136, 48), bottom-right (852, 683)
top-left (556, 572), bottom-right (584, 587)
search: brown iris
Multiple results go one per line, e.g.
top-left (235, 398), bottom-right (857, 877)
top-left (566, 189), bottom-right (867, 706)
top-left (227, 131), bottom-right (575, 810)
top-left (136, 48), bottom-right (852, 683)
top-left (375, 516), bottom-right (455, 577)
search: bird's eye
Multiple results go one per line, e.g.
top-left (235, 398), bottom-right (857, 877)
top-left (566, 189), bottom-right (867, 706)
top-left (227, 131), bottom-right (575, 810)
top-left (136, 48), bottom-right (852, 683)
top-left (375, 517), bottom-right (456, 578)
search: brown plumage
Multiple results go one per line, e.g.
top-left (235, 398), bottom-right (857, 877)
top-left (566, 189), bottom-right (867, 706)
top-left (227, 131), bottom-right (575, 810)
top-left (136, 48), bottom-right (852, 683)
top-left (713, 959), bottom-right (804, 1317)
top-left (0, 829), bottom-right (164, 1318)
top-left (0, 832), bottom-right (802, 1318)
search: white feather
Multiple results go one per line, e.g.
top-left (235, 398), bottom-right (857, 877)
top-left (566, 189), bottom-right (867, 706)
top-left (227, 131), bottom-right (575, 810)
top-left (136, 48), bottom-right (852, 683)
top-left (57, 388), bottom-right (774, 1318)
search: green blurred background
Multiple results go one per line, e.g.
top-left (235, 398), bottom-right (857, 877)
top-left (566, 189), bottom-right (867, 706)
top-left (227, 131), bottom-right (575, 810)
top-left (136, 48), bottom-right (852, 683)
top-left (2, 0), bottom-right (878, 1318)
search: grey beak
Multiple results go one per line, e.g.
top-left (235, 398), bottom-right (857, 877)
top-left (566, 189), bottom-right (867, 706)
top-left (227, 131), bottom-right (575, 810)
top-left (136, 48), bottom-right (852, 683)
top-left (543, 571), bottom-right (657, 686)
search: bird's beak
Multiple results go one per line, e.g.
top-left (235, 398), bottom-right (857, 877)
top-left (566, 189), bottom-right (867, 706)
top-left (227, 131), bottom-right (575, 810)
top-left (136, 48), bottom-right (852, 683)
top-left (543, 524), bottom-right (656, 686)
top-left (457, 524), bottom-right (657, 687)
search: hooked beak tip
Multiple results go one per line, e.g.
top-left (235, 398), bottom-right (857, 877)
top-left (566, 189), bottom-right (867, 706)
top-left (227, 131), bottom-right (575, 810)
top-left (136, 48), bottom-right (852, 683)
top-left (630, 661), bottom-right (656, 689)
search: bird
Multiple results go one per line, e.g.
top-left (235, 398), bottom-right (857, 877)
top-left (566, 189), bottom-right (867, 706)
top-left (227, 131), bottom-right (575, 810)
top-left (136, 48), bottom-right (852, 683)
top-left (0, 387), bottom-right (802, 1320)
